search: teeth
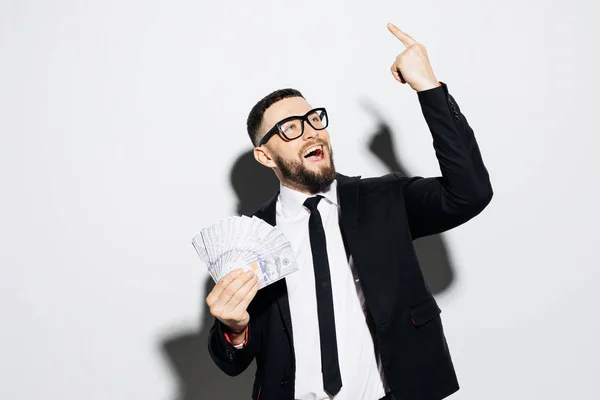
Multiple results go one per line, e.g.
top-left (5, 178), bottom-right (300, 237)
top-left (303, 145), bottom-right (322, 157)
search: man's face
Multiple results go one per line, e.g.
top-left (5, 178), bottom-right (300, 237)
top-left (257, 96), bottom-right (336, 194)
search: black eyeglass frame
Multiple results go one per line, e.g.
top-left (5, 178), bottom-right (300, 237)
top-left (257, 107), bottom-right (328, 147)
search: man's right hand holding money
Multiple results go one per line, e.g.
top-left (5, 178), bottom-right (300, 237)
top-left (206, 268), bottom-right (260, 345)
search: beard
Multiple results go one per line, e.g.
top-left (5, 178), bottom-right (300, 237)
top-left (272, 144), bottom-right (336, 194)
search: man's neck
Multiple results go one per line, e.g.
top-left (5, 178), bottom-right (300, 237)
top-left (280, 180), bottom-right (318, 196)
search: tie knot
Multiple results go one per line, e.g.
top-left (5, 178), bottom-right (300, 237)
top-left (303, 195), bottom-right (323, 211)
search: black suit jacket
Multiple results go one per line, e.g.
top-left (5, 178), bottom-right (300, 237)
top-left (208, 82), bottom-right (493, 400)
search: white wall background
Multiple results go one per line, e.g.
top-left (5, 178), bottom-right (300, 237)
top-left (1, 0), bottom-right (598, 399)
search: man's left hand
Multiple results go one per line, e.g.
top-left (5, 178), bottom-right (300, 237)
top-left (387, 23), bottom-right (441, 92)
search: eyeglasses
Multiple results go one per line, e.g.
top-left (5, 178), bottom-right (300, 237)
top-left (257, 108), bottom-right (328, 147)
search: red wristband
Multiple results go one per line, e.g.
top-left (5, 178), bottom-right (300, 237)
top-left (223, 325), bottom-right (249, 348)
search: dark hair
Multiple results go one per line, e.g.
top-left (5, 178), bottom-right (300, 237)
top-left (246, 88), bottom-right (304, 146)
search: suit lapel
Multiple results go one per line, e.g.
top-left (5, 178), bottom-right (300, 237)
top-left (336, 173), bottom-right (361, 254)
top-left (253, 192), bottom-right (295, 352)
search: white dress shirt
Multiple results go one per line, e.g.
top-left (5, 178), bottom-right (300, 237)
top-left (276, 179), bottom-right (388, 400)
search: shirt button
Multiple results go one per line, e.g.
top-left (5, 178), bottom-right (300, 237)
top-left (226, 349), bottom-right (234, 360)
top-left (280, 378), bottom-right (288, 387)
top-left (282, 325), bottom-right (286, 331)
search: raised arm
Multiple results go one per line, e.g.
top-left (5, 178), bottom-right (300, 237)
top-left (386, 23), bottom-right (493, 239)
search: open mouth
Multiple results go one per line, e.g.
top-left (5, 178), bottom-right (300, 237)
top-left (302, 144), bottom-right (326, 163)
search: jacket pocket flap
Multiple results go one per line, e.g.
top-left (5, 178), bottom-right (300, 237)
top-left (409, 297), bottom-right (441, 327)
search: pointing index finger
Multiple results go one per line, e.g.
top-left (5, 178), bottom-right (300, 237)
top-left (387, 23), bottom-right (417, 47)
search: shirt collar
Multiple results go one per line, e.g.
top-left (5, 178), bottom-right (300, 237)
top-left (278, 179), bottom-right (339, 218)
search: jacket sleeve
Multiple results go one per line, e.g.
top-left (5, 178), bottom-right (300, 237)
top-left (397, 82), bottom-right (493, 240)
top-left (207, 317), bottom-right (261, 376)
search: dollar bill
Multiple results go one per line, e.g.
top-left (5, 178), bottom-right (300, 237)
top-left (191, 215), bottom-right (299, 289)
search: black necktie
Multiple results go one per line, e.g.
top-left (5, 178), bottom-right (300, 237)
top-left (303, 195), bottom-right (343, 396)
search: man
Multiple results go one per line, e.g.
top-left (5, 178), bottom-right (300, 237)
top-left (205, 23), bottom-right (493, 400)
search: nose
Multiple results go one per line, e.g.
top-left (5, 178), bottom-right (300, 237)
top-left (302, 121), bottom-right (319, 141)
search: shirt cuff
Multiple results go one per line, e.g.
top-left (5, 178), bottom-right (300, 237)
top-left (223, 325), bottom-right (249, 349)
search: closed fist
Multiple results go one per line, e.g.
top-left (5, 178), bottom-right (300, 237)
top-left (206, 268), bottom-right (260, 334)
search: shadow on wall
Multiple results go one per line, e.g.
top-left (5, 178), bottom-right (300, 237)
top-left (160, 277), bottom-right (256, 400)
top-left (360, 98), bottom-right (455, 294)
top-left (230, 150), bottom-right (280, 217)
top-left (159, 101), bottom-right (455, 399)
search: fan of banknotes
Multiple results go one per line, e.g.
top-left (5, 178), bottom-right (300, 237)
top-left (191, 215), bottom-right (299, 289)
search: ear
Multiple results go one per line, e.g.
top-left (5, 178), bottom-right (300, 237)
top-left (254, 146), bottom-right (277, 168)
